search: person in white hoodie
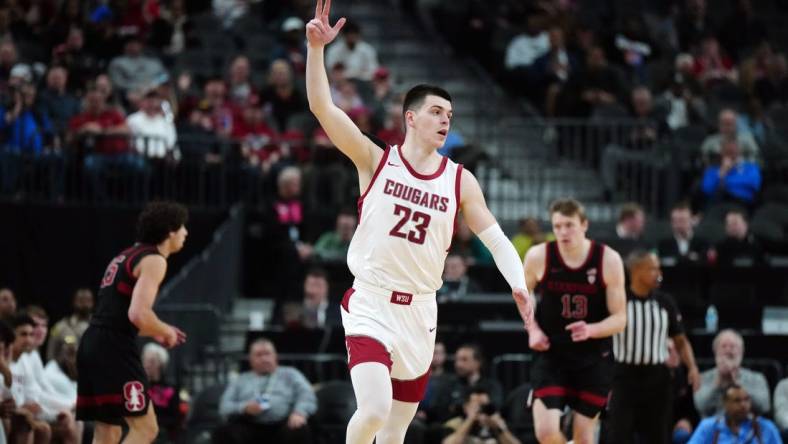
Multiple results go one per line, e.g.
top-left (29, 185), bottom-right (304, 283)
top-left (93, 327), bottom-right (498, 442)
top-left (127, 89), bottom-right (178, 160)
top-left (12, 309), bottom-right (79, 444)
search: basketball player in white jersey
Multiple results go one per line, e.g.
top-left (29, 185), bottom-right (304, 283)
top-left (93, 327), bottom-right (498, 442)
top-left (306, 1), bottom-right (532, 443)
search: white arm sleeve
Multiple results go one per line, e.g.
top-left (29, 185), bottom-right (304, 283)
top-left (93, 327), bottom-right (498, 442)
top-left (477, 224), bottom-right (527, 290)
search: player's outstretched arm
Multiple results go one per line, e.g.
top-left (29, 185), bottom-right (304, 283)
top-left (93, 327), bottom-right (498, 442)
top-left (129, 255), bottom-right (185, 347)
top-left (459, 169), bottom-right (532, 317)
top-left (305, 0), bottom-right (379, 174)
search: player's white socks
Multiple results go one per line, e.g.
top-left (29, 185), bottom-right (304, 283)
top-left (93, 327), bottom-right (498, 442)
top-left (375, 400), bottom-right (419, 444)
top-left (347, 363), bottom-right (393, 444)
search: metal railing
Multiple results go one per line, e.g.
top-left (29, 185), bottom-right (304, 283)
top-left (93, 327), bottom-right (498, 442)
top-left (0, 134), bottom-right (269, 207)
top-left (474, 118), bottom-right (679, 220)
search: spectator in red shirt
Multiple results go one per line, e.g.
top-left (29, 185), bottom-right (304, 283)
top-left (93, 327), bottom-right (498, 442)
top-left (68, 87), bottom-right (144, 200)
top-left (692, 35), bottom-right (738, 89)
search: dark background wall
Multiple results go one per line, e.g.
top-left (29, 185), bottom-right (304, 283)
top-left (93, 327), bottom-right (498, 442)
top-left (0, 203), bottom-right (228, 322)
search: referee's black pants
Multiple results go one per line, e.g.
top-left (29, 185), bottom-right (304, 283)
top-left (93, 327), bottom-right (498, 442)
top-left (605, 363), bottom-right (672, 444)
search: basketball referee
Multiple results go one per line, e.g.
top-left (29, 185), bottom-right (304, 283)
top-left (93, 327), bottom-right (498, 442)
top-left (606, 250), bottom-right (701, 444)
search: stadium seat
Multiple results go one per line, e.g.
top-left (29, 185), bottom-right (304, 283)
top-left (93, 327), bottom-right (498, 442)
top-left (312, 380), bottom-right (356, 444)
top-left (491, 354), bottom-right (532, 393)
top-left (179, 383), bottom-right (227, 444)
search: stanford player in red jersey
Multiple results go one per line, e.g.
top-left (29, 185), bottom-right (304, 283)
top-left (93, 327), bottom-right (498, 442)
top-left (523, 198), bottom-right (626, 444)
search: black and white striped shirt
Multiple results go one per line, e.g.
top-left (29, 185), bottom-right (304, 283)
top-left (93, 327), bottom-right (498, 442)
top-left (612, 290), bottom-right (684, 365)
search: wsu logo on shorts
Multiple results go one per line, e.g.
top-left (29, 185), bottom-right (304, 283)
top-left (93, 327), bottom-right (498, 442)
top-left (123, 381), bottom-right (146, 412)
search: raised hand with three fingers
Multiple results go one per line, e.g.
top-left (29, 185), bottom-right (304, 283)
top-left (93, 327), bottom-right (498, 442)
top-left (306, 0), bottom-right (347, 48)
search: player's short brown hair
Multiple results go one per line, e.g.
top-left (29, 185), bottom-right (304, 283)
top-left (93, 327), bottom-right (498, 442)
top-left (403, 84), bottom-right (452, 117)
top-left (549, 198), bottom-right (587, 222)
top-left (136, 201), bottom-right (189, 245)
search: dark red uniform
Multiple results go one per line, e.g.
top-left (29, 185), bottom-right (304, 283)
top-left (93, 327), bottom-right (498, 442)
top-left (76, 244), bottom-right (161, 424)
top-left (530, 241), bottom-right (614, 417)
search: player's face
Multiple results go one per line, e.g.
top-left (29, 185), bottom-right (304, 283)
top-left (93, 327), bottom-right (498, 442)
top-left (407, 95), bottom-right (452, 149)
top-left (551, 212), bottom-right (588, 247)
top-left (169, 225), bottom-right (188, 252)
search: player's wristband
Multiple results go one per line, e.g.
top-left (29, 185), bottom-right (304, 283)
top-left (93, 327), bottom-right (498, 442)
top-left (477, 223), bottom-right (527, 290)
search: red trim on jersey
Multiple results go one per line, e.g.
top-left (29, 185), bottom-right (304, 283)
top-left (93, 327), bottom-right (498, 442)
top-left (341, 288), bottom-right (355, 312)
top-left (598, 243), bottom-right (607, 289)
top-left (397, 145), bottom-right (448, 180)
top-left (447, 164), bottom-right (464, 251)
top-left (357, 147), bottom-right (391, 219)
top-left (117, 281), bottom-right (133, 296)
top-left (124, 245), bottom-right (153, 278)
top-left (391, 370), bottom-right (431, 402)
top-left (77, 394), bottom-right (123, 407)
top-left (555, 240), bottom-right (597, 271)
top-left (537, 242), bottom-right (552, 286)
top-left (345, 335), bottom-right (392, 371)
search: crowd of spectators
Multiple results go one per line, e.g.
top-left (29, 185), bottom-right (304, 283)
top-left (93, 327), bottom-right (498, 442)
top-left (0, 0), bottom-right (405, 231)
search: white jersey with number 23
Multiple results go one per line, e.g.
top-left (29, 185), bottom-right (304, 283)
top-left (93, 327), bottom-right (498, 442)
top-left (347, 145), bottom-right (463, 295)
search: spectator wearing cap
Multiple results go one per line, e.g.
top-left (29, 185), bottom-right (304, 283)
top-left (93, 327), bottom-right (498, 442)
top-left (108, 35), bottom-right (167, 99)
top-left (126, 89), bottom-right (177, 159)
top-left (325, 20), bottom-right (379, 82)
top-left (271, 17), bottom-right (307, 75)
